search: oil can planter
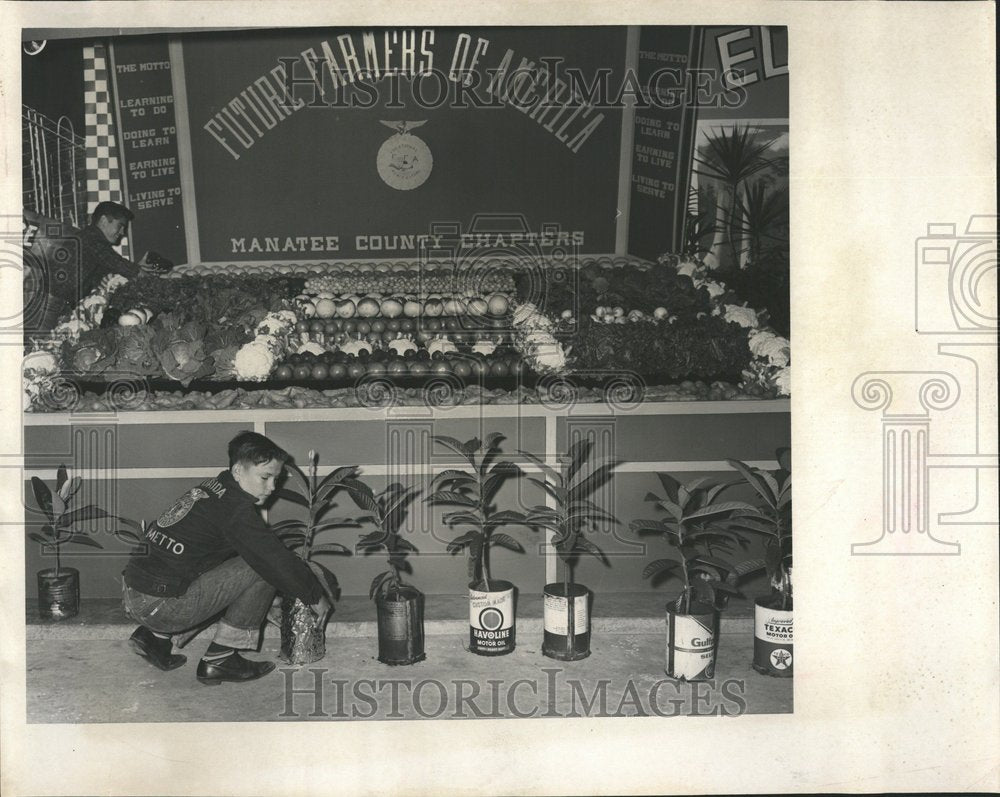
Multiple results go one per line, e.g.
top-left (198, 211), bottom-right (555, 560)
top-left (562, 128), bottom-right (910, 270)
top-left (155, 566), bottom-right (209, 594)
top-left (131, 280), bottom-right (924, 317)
top-left (542, 583), bottom-right (591, 661)
top-left (725, 450), bottom-right (793, 678)
top-left (469, 579), bottom-right (516, 655)
top-left (665, 598), bottom-right (720, 681)
top-left (632, 472), bottom-right (756, 681)
top-left (36, 567), bottom-right (81, 620)
top-left (346, 478), bottom-right (425, 665)
top-left (375, 586), bottom-right (426, 665)
top-left (274, 450), bottom-right (357, 665)
top-left (27, 465), bottom-right (138, 620)
top-left (521, 438), bottom-right (618, 662)
top-left (427, 433), bottom-right (529, 658)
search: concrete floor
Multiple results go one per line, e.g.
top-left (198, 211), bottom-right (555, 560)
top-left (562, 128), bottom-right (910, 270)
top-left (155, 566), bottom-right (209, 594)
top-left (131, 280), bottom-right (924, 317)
top-left (25, 594), bottom-right (791, 722)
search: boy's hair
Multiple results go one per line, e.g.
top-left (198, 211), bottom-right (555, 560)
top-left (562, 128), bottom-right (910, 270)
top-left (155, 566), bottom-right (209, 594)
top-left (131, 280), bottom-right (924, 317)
top-left (228, 431), bottom-right (289, 468)
top-left (91, 200), bottom-right (134, 224)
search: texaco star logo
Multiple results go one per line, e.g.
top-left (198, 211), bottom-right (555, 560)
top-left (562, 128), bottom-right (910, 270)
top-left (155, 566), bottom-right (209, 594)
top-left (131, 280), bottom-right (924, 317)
top-left (377, 120), bottom-right (432, 190)
top-left (770, 649), bottom-right (792, 669)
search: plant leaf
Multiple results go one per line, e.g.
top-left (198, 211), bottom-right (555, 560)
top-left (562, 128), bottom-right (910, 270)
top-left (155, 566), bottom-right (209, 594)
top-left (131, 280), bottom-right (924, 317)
top-left (566, 438), bottom-right (593, 484)
top-left (55, 465), bottom-right (68, 493)
top-left (27, 531), bottom-right (50, 545)
top-left (431, 469), bottom-right (476, 490)
top-left (568, 462), bottom-right (618, 504)
top-left (642, 558), bottom-right (681, 580)
top-left (489, 532), bottom-right (524, 553)
top-left (67, 534), bottom-right (104, 550)
top-left (62, 505), bottom-right (111, 526)
top-left (575, 535), bottom-right (608, 564)
top-left (269, 519), bottom-right (308, 532)
top-left (684, 501), bottom-right (759, 522)
top-left (426, 490), bottom-right (478, 508)
top-left (274, 488), bottom-right (309, 509)
top-left (308, 560), bottom-right (340, 603)
top-left (310, 542), bottom-right (352, 556)
top-left (518, 449), bottom-right (563, 488)
top-left (369, 570), bottom-right (392, 600)
top-left (489, 510), bottom-right (527, 526)
top-left (655, 472), bottom-right (680, 503)
top-left (726, 459), bottom-right (777, 508)
top-left (30, 476), bottom-right (53, 520)
top-left (432, 435), bottom-right (474, 462)
top-left (446, 530), bottom-right (480, 553)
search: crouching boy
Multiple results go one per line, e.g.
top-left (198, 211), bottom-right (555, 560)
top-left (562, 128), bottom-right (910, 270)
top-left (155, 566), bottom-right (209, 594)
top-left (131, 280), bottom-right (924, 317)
top-left (121, 431), bottom-right (331, 684)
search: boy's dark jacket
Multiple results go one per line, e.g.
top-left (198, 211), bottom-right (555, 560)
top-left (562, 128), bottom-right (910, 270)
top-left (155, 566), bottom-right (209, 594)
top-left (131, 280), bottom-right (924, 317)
top-left (123, 470), bottom-right (321, 604)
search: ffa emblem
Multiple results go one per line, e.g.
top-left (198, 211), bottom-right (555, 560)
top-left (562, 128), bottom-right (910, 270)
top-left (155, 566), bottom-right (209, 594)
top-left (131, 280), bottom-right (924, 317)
top-left (377, 120), bottom-right (432, 190)
top-left (157, 488), bottom-right (209, 528)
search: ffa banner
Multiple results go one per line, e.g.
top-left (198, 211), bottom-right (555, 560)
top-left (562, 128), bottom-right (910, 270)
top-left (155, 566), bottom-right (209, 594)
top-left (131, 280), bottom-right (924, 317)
top-left (181, 27), bottom-right (626, 261)
top-left (109, 36), bottom-right (188, 266)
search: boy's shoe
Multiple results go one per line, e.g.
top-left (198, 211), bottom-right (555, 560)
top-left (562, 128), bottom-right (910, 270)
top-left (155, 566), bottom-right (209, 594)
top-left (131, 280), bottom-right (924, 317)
top-left (196, 653), bottom-right (276, 685)
top-left (128, 626), bottom-right (187, 671)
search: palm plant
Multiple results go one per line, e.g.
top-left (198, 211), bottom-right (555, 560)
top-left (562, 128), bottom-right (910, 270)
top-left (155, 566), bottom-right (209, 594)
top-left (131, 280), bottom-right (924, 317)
top-left (694, 124), bottom-right (779, 269)
top-left (630, 474), bottom-right (756, 613)
top-left (735, 181), bottom-right (789, 266)
top-left (344, 478), bottom-right (421, 600)
top-left (28, 465), bottom-right (107, 573)
top-left (273, 450), bottom-right (358, 602)
top-left (519, 438), bottom-right (617, 597)
top-left (725, 448), bottom-right (792, 609)
top-left (426, 433), bottom-right (526, 590)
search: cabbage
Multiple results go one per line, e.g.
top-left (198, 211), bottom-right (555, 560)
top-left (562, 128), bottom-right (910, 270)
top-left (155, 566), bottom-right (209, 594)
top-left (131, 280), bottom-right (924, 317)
top-left (152, 321), bottom-right (215, 386)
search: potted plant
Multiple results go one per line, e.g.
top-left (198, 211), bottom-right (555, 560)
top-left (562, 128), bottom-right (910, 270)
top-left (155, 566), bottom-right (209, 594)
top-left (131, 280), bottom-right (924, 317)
top-left (27, 465), bottom-right (110, 619)
top-left (519, 438), bottom-right (618, 661)
top-left (345, 477), bottom-right (425, 665)
top-left (630, 473), bottom-right (755, 681)
top-left (426, 433), bottom-right (527, 656)
top-left (726, 448), bottom-right (793, 677)
top-left (272, 450), bottom-right (357, 664)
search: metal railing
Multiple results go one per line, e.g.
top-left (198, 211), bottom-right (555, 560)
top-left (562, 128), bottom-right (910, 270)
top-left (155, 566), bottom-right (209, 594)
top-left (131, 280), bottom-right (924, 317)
top-left (23, 105), bottom-right (87, 228)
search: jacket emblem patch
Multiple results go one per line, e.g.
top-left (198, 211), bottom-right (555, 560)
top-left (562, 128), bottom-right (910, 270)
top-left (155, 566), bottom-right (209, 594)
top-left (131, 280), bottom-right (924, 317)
top-left (156, 488), bottom-right (210, 528)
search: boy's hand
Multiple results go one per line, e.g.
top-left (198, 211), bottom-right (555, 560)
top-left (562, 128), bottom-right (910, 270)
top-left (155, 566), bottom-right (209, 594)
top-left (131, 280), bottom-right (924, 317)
top-left (310, 594), bottom-right (332, 624)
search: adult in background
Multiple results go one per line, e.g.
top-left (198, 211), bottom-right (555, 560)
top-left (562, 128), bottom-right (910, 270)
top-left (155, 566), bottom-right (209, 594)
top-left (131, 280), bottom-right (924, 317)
top-left (122, 431), bottom-right (332, 685)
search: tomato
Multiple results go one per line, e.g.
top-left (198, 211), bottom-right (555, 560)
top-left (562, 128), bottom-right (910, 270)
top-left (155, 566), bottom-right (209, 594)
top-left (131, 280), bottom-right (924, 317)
top-left (424, 318), bottom-right (441, 332)
top-left (355, 320), bottom-right (371, 335)
top-left (324, 320), bottom-right (341, 334)
top-left (295, 321), bottom-right (310, 333)
top-left (430, 360), bottom-right (452, 374)
top-left (451, 360), bottom-right (472, 379)
top-left (398, 319), bottom-right (415, 332)
top-left (311, 364), bottom-right (329, 380)
top-left (387, 361), bottom-right (409, 375)
top-left (328, 363), bottom-right (348, 380)
top-left (408, 360), bottom-right (430, 376)
top-left (469, 358), bottom-right (488, 377)
top-left (369, 320), bottom-right (386, 333)
top-left (489, 361), bottom-right (508, 377)
top-left (347, 363), bottom-right (366, 379)
top-left (366, 361), bottom-right (387, 375)
top-left (385, 319), bottom-right (401, 332)
top-left (309, 320), bottom-right (325, 334)
top-left (293, 364), bottom-right (312, 380)
top-left (341, 319), bottom-right (357, 334)
top-left (274, 365), bottom-right (294, 380)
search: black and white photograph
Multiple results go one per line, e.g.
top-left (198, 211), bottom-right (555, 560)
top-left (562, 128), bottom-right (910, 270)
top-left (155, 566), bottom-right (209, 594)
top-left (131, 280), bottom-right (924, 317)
top-left (1, 2), bottom-right (996, 796)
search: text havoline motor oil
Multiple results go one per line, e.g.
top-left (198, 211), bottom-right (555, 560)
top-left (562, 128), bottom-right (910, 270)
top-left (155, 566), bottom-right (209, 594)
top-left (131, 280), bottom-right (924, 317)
top-left (469, 580), bottom-right (515, 656)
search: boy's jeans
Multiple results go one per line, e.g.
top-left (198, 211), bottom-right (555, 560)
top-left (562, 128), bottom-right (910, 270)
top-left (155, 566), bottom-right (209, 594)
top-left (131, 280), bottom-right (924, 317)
top-left (122, 557), bottom-right (275, 650)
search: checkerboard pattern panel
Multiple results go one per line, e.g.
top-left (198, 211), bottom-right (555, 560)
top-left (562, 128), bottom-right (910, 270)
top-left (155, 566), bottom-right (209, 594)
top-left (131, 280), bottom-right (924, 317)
top-left (83, 43), bottom-right (130, 259)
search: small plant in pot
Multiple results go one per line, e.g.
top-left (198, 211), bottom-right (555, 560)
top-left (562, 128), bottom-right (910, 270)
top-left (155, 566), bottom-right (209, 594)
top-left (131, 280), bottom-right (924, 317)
top-left (726, 448), bottom-right (793, 677)
top-left (27, 465), bottom-right (114, 620)
top-left (272, 450), bottom-right (357, 665)
top-left (426, 433), bottom-right (527, 656)
top-left (630, 473), bottom-right (756, 681)
top-left (519, 438), bottom-right (618, 661)
top-left (345, 477), bottom-right (425, 665)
